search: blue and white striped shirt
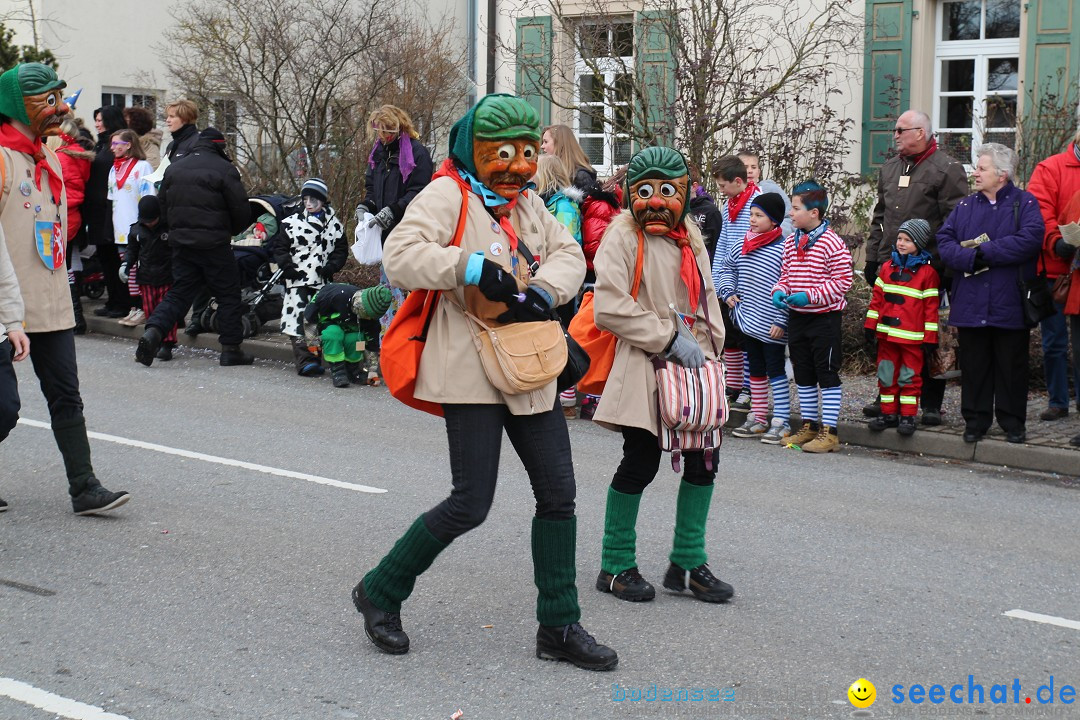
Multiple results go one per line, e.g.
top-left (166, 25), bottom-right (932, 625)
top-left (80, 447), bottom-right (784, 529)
top-left (711, 190), bottom-right (759, 291)
top-left (716, 235), bottom-right (789, 344)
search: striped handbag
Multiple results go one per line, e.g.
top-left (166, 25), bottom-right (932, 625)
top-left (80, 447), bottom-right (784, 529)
top-left (650, 273), bottom-right (727, 472)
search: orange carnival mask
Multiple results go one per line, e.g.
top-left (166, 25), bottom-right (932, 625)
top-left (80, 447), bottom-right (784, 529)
top-left (625, 146), bottom-right (691, 236)
top-left (473, 138), bottom-right (539, 201)
top-left (0, 63), bottom-right (69, 137)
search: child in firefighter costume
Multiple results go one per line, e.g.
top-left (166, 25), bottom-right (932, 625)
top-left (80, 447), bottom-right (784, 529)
top-left (350, 94), bottom-right (617, 671)
top-left (0, 63), bottom-right (130, 514)
top-left (591, 146), bottom-right (734, 604)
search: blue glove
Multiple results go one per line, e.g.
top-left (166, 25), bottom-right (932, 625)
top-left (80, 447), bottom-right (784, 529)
top-left (664, 332), bottom-right (705, 368)
top-left (785, 291), bottom-right (810, 308)
top-left (771, 290), bottom-right (788, 309)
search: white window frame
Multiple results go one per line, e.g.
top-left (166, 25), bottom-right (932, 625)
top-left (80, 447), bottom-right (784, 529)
top-left (933, 0), bottom-right (1020, 166)
top-left (100, 88), bottom-right (160, 118)
top-left (573, 19), bottom-right (634, 176)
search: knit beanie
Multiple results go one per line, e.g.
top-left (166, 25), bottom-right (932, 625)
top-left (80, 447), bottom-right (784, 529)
top-left (350, 286), bottom-right (393, 320)
top-left (0, 63), bottom-right (66, 125)
top-left (138, 195), bottom-right (161, 222)
top-left (792, 179), bottom-right (829, 217)
top-left (448, 94), bottom-right (540, 176)
top-left (750, 192), bottom-right (786, 227)
top-left (898, 218), bottom-right (932, 251)
top-left (199, 127), bottom-right (231, 161)
top-left (301, 177), bottom-right (329, 204)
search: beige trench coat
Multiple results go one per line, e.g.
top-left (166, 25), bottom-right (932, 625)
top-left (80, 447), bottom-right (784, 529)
top-left (383, 176), bottom-right (586, 415)
top-left (1, 146), bottom-right (73, 333)
top-left (592, 212), bottom-right (725, 433)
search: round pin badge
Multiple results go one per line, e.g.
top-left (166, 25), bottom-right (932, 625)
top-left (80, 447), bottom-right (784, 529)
top-left (23, 201), bottom-right (31, 209)
top-left (34, 205), bottom-right (41, 213)
top-left (490, 221), bottom-right (501, 234)
top-left (490, 242), bottom-right (504, 256)
top-left (19, 181), bottom-right (32, 197)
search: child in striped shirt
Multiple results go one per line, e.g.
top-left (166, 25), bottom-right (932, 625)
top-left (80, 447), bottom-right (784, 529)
top-left (771, 180), bottom-right (854, 453)
top-left (717, 192), bottom-right (792, 443)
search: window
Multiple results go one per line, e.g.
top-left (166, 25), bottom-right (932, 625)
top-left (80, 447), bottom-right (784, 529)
top-left (933, 0), bottom-right (1020, 164)
top-left (211, 97), bottom-right (241, 151)
top-left (100, 90), bottom-right (158, 118)
top-left (575, 19), bottom-right (634, 174)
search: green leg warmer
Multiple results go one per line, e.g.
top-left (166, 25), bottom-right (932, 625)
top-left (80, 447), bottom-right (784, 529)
top-left (321, 324), bottom-right (346, 363)
top-left (669, 480), bottom-right (714, 570)
top-left (362, 516), bottom-right (448, 613)
top-left (600, 487), bottom-right (642, 575)
top-left (52, 418), bottom-right (97, 497)
top-left (343, 329), bottom-right (364, 364)
top-left (532, 516), bottom-right (581, 627)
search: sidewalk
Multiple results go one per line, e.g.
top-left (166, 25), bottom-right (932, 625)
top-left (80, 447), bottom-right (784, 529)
top-left (82, 300), bottom-right (1079, 478)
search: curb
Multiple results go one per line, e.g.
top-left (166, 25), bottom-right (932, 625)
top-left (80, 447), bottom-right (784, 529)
top-left (84, 315), bottom-right (1077, 478)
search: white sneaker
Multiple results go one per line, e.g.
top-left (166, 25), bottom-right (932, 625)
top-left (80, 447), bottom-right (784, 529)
top-left (730, 390), bottom-right (752, 411)
top-left (731, 417), bottom-right (768, 438)
top-left (761, 418), bottom-right (792, 445)
top-left (122, 309), bottom-right (146, 327)
top-left (117, 308), bottom-right (138, 326)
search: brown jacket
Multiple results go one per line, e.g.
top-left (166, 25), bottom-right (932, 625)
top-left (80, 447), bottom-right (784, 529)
top-left (1, 146), bottom-right (73, 333)
top-left (866, 148), bottom-right (969, 265)
top-left (592, 212), bottom-right (726, 433)
top-left (383, 176), bottom-right (586, 415)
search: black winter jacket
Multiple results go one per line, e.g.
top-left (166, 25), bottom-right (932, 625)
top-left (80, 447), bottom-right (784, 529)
top-left (83, 132), bottom-right (115, 245)
top-left (159, 139), bottom-right (250, 249)
top-left (165, 124), bottom-right (200, 163)
top-left (360, 136), bottom-right (433, 242)
top-left (689, 194), bottom-right (724, 263)
top-left (123, 221), bottom-right (172, 286)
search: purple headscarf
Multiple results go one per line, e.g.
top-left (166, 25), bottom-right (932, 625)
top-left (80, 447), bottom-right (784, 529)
top-left (368, 134), bottom-right (416, 183)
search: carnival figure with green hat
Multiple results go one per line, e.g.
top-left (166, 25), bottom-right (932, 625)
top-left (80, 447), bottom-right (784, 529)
top-left (590, 146), bottom-right (734, 605)
top-left (0, 62), bottom-right (131, 515)
top-left (350, 94), bottom-right (617, 671)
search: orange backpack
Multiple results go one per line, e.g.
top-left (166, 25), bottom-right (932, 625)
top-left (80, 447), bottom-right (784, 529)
top-left (381, 184), bottom-right (469, 416)
top-left (568, 230), bottom-right (643, 395)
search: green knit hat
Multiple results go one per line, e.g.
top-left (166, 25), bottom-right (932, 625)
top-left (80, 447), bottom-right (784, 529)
top-left (448, 94), bottom-right (540, 176)
top-left (350, 286), bottom-right (393, 320)
top-left (625, 146), bottom-right (691, 223)
top-left (0, 63), bottom-right (66, 125)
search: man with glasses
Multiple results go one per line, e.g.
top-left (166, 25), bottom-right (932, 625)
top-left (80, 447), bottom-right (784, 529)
top-left (863, 109), bottom-right (969, 424)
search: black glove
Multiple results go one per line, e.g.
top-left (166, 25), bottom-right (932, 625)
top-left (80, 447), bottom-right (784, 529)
top-left (281, 263), bottom-right (304, 280)
top-left (318, 266), bottom-right (336, 281)
top-left (922, 342), bottom-right (937, 355)
top-left (1054, 237), bottom-right (1077, 260)
top-left (972, 247), bottom-right (989, 272)
top-left (477, 259), bottom-right (519, 303)
top-left (497, 287), bottom-right (553, 323)
top-left (864, 327), bottom-right (878, 347)
top-left (863, 260), bottom-right (879, 287)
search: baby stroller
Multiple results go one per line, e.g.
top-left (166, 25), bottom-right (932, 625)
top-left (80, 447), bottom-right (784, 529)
top-left (199, 195), bottom-right (297, 338)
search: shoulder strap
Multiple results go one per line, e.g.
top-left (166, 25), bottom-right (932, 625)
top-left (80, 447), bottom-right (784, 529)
top-left (630, 230), bottom-right (644, 299)
top-left (420, 184), bottom-right (471, 337)
top-left (0, 148), bottom-right (7, 209)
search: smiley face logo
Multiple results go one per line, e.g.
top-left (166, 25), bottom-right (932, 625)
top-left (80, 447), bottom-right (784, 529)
top-left (848, 678), bottom-right (876, 708)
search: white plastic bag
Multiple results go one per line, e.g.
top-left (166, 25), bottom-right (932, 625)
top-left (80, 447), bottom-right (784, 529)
top-left (352, 212), bottom-right (384, 265)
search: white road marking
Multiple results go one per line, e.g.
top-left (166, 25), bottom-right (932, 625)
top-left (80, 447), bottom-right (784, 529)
top-left (0, 678), bottom-right (133, 720)
top-left (1003, 609), bottom-right (1080, 631)
top-left (17, 419), bottom-right (387, 494)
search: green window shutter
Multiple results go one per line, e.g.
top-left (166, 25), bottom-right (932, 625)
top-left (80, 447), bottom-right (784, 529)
top-left (516, 16), bottom-right (553, 127)
top-left (1023, 0), bottom-right (1080, 134)
top-left (861, 0), bottom-right (913, 172)
top-left (635, 10), bottom-right (677, 148)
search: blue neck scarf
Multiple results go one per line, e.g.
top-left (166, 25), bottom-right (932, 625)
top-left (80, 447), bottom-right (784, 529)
top-left (891, 248), bottom-right (932, 270)
top-left (794, 219), bottom-right (830, 252)
top-left (456, 167), bottom-right (534, 208)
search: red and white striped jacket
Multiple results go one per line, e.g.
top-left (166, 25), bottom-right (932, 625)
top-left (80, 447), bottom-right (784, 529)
top-left (772, 225), bottom-right (853, 313)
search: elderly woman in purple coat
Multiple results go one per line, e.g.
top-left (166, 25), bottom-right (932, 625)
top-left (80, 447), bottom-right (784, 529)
top-left (937, 143), bottom-right (1044, 444)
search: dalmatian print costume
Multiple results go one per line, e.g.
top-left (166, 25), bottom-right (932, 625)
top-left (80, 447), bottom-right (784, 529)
top-left (279, 208), bottom-right (346, 337)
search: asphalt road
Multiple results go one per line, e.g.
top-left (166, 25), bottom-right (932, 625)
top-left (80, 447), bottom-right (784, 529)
top-left (2, 335), bottom-right (1079, 720)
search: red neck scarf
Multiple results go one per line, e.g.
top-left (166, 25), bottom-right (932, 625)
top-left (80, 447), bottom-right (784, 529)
top-left (667, 225), bottom-right (700, 313)
top-left (0, 123), bottom-right (62, 205)
top-left (741, 227), bottom-right (783, 255)
top-left (726, 181), bottom-right (758, 222)
top-left (113, 157), bottom-right (137, 190)
top-left (905, 137), bottom-right (938, 167)
top-left (434, 157), bottom-right (527, 275)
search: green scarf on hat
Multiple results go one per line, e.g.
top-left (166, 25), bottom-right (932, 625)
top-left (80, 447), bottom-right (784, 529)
top-left (0, 63), bottom-right (67, 125)
top-left (625, 145), bottom-right (692, 223)
top-left (448, 94), bottom-right (541, 176)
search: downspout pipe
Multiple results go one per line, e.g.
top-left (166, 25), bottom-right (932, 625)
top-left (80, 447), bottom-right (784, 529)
top-left (486, 0), bottom-right (497, 94)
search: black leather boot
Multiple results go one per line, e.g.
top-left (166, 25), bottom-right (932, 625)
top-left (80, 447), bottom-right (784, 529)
top-left (135, 326), bottom-right (163, 366)
top-left (70, 284), bottom-right (87, 335)
top-left (868, 414), bottom-right (899, 432)
top-left (662, 562), bottom-right (734, 603)
top-left (156, 343), bottom-right (174, 361)
top-left (220, 345), bottom-right (254, 366)
top-left (536, 622), bottom-right (618, 671)
top-left (331, 362), bottom-right (350, 388)
top-left (351, 580), bottom-right (409, 654)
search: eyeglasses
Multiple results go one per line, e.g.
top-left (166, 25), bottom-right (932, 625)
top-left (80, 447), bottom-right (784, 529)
top-left (110, 140), bottom-right (130, 147)
top-left (893, 127), bottom-right (919, 135)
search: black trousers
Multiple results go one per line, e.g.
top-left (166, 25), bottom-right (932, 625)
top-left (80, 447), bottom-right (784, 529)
top-left (423, 403), bottom-right (576, 544)
top-left (23, 329), bottom-right (85, 428)
top-left (957, 326), bottom-right (1030, 433)
top-left (96, 242), bottom-right (137, 312)
top-left (148, 245), bottom-right (245, 346)
top-left (610, 426), bottom-right (715, 495)
top-left (0, 338), bottom-right (20, 443)
top-left (788, 311), bottom-right (843, 388)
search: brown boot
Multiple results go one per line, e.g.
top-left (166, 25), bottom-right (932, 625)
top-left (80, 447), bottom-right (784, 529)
top-left (785, 421), bottom-right (819, 447)
top-left (802, 425), bottom-right (840, 453)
